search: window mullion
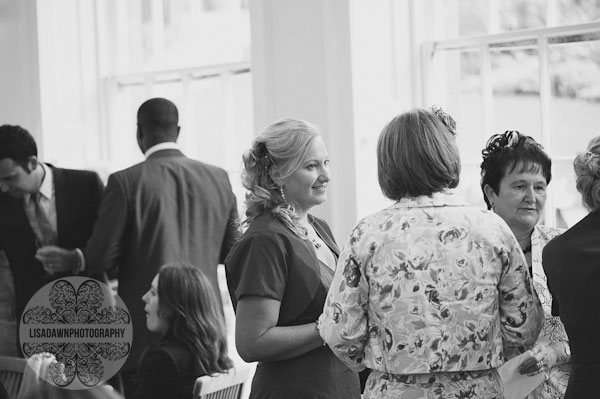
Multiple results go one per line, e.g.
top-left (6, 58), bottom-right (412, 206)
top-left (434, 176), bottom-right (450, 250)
top-left (480, 43), bottom-right (493, 143)
top-left (538, 34), bottom-right (556, 227)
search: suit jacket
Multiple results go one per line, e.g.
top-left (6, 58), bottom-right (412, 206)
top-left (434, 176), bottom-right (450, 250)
top-left (0, 165), bottom-right (104, 322)
top-left (84, 149), bottom-right (239, 372)
top-left (543, 210), bottom-right (600, 399)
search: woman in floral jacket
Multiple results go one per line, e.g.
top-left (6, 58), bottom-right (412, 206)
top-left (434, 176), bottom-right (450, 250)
top-left (319, 108), bottom-right (544, 399)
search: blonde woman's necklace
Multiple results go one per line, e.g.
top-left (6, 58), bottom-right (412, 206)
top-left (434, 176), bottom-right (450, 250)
top-left (301, 221), bottom-right (322, 249)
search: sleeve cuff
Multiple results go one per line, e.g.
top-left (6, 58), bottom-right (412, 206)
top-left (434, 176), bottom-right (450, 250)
top-left (73, 248), bottom-right (86, 274)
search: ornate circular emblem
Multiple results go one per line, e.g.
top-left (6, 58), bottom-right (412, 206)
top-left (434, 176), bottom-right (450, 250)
top-left (19, 277), bottom-right (132, 390)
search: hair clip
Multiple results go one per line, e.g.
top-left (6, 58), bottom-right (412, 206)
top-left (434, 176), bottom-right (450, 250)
top-left (482, 130), bottom-right (521, 159)
top-left (585, 150), bottom-right (599, 161)
top-left (430, 105), bottom-right (457, 136)
top-left (254, 142), bottom-right (273, 169)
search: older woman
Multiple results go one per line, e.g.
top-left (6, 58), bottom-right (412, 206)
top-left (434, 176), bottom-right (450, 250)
top-left (225, 119), bottom-right (360, 399)
top-left (319, 108), bottom-right (543, 399)
top-left (543, 136), bottom-right (600, 398)
top-left (481, 131), bottom-right (571, 399)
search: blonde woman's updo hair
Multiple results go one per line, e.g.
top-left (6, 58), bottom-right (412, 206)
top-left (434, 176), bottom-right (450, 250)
top-left (574, 135), bottom-right (600, 211)
top-left (242, 118), bottom-right (319, 234)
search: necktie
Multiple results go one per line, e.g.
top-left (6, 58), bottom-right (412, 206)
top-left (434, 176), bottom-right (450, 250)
top-left (26, 192), bottom-right (57, 247)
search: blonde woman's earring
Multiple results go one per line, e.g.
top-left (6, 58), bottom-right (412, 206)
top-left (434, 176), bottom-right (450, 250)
top-left (280, 186), bottom-right (287, 202)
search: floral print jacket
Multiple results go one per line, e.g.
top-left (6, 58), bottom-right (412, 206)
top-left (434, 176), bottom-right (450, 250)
top-left (319, 191), bottom-right (544, 375)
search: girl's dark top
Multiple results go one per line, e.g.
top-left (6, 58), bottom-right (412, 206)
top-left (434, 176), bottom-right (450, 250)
top-left (225, 212), bottom-right (360, 399)
top-left (543, 209), bottom-right (600, 399)
top-left (134, 336), bottom-right (200, 399)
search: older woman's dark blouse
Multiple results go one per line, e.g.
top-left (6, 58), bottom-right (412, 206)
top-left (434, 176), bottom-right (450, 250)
top-left (225, 212), bottom-right (360, 399)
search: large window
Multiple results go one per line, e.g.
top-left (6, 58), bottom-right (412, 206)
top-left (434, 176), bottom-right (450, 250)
top-left (96, 0), bottom-right (253, 203)
top-left (423, 0), bottom-right (600, 227)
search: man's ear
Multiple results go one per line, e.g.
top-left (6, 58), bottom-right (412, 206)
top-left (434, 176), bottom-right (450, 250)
top-left (24, 156), bottom-right (38, 173)
top-left (175, 126), bottom-right (180, 141)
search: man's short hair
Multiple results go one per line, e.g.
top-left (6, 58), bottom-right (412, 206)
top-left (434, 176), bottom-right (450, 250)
top-left (0, 125), bottom-right (38, 162)
top-left (137, 98), bottom-right (179, 129)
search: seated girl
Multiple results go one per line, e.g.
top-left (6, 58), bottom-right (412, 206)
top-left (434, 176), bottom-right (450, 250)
top-left (134, 262), bottom-right (233, 399)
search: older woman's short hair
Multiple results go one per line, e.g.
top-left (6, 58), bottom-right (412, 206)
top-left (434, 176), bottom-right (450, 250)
top-left (480, 131), bottom-right (551, 209)
top-left (377, 108), bottom-right (460, 200)
top-left (574, 135), bottom-right (600, 211)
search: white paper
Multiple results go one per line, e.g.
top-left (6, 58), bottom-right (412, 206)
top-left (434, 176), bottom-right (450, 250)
top-left (498, 350), bottom-right (546, 399)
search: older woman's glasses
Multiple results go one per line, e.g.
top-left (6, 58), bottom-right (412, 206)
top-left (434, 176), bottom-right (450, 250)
top-left (482, 130), bottom-right (521, 159)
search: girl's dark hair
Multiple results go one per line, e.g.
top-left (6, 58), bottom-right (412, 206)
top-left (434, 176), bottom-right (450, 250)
top-left (157, 263), bottom-right (232, 376)
top-left (480, 131), bottom-right (551, 209)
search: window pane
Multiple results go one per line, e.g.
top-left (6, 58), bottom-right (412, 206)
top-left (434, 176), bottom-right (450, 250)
top-left (114, 0), bottom-right (250, 73)
top-left (553, 158), bottom-right (588, 228)
top-left (557, 0), bottom-right (600, 25)
top-left (549, 39), bottom-right (600, 157)
top-left (433, 50), bottom-right (486, 206)
top-left (459, 161), bottom-right (487, 209)
top-left (452, 51), bottom-right (485, 162)
top-left (455, 0), bottom-right (489, 36)
top-left (491, 49), bottom-right (542, 141)
top-left (499, 0), bottom-right (546, 31)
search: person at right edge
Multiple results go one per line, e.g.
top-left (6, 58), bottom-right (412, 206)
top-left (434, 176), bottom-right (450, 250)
top-left (225, 118), bottom-right (360, 399)
top-left (542, 135), bottom-right (600, 399)
top-left (319, 107), bottom-right (543, 399)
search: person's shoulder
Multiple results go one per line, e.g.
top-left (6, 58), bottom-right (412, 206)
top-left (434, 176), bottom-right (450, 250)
top-left (544, 212), bottom-right (598, 254)
top-left (243, 213), bottom-right (289, 239)
top-left (103, 161), bottom-right (147, 185)
top-left (183, 158), bottom-right (230, 179)
top-left (51, 165), bottom-right (100, 180)
top-left (534, 224), bottom-right (565, 242)
top-left (231, 214), bottom-right (292, 251)
top-left (146, 340), bottom-right (193, 371)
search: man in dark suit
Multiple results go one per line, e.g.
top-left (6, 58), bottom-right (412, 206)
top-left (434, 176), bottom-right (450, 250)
top-left (81, 98), bottom-right (240, 394)
top-left (0, 125), bottom-right (104, 329)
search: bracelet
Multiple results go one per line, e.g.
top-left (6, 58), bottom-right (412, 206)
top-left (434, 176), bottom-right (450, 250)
top-left (314, 322), bottom-right (327, 347)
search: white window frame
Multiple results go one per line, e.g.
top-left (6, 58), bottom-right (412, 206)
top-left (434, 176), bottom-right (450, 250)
top-left (422, 20), bottom-right (600, 226)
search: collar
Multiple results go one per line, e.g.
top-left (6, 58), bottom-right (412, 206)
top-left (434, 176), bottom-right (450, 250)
top-left (25, 162), bottom-right (53, 203)
top-left (393, 189), bottom-right (466, 209)
top-left (144, 142), bottom-right (180, 159)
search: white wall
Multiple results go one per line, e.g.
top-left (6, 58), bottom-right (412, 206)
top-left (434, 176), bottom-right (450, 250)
top-left (0, 0), bottom-right (42, 140)
top-left (0, 0), bottom-right (103, 171)
top-left (250, 0), bottom-right (358, 241)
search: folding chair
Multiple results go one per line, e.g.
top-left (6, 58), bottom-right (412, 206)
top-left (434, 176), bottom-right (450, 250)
top-left (193, 366), bottom-right (250, 399)
top-left (0, 356), bottom-right (27, 399)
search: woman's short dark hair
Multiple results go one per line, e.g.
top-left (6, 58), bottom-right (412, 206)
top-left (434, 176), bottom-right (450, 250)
top-left (157, 263), bottom-right (232, 376)
top-left (377, 107), bottom-right (460, 200)
top-left (574, 135), bottom-right (600, 211)
top-left (480, 131), bottom-right (551, 209)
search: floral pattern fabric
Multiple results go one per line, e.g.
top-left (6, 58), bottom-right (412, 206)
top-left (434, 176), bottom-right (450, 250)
top-left (319, 191), bottom-right (544, 398)
top-left (526, 225), bottom-right (570, 399)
